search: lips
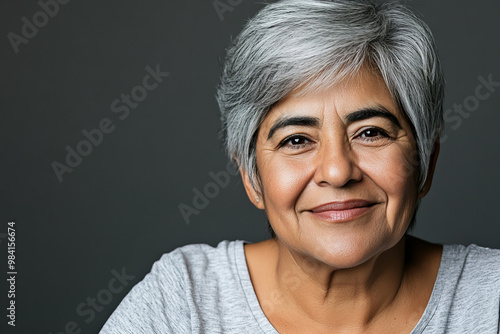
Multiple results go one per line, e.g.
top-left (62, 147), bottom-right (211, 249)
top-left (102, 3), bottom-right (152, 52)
top-left (308, 200), bottom-right (376, 222)
top-left (310, 200), bottom-right (376, 212)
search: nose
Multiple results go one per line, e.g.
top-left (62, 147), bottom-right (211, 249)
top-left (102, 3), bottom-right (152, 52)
top-left (313, 137), bottom-right (363, 188)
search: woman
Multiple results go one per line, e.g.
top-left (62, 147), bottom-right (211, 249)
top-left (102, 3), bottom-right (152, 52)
top-left (100, 0), bottom-right (500, 333)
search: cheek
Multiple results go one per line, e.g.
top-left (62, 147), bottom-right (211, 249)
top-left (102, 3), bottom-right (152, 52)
top-left (359, 144), bottom-right (417, 192)
top-left (359, 146), bottom-right (418, 222)
top-left (259, 155), bottom-right (313, 210)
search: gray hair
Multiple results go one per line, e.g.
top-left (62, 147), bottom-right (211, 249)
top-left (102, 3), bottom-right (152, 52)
top-left (217, 0), bottom-right (444, 194)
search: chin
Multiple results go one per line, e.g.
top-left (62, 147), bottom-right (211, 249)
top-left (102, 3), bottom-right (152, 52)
top-left (299, 229), bottom-right (402, 270)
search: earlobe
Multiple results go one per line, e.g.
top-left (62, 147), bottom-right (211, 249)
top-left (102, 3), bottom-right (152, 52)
top-left (240, 168), bottom-right (265, 209)
top-left (418, 139), bottom-right (440, 198)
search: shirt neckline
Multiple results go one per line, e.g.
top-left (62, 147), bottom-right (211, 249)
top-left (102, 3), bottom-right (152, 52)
top-left (234, 240), bottom-right (449, 334)
top-left (409, 244), bottom-right (450, 333)
top-left (235, 240), bottom-right (280, 333)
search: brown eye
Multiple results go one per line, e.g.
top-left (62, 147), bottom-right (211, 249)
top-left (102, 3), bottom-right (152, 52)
top-left (356, 127), bottom-right (390, 142)
top-left (278, 135), bottom-right (313, 149)
top-left (289, 137), bottom-right (309, 145)
top-left (361, 129), bottom-right (380, 138)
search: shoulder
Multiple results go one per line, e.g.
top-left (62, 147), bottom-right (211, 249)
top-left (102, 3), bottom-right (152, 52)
top-left (157, 240), bottom-right (247, 284)
top-left (417, 244), bottom-right (500, 333)
top-left (439, 243), bottom-right (500, 292)
top-left (164, 239), bottom-right (244, 267)
top-left (133, 240), bottom-right (244, 289)
top-left (141, 239), bottom-right (247, 296)
top-left (443, 243), bottom-right (500, 279)
top-left (100, 240), bottom-right (247, 334)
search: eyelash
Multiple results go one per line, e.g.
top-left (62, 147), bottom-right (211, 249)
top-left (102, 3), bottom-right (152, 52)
top-left (277, 127), bottom-right (391, 149)
top-left (354, 127), bottom-right (391, 142)
top-left (278, 134), bottom-right (313, 149)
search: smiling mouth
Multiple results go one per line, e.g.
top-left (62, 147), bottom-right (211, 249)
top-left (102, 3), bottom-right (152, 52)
top-left (307, 200), bottom-right (377, 223)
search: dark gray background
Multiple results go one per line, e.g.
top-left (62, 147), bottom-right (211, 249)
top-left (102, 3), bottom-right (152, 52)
top-left (1, 0), bottom-right (499, 333)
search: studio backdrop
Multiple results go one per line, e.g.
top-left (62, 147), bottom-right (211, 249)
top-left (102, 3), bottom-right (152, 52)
top-left (1, 0), bottom-right (499, 333)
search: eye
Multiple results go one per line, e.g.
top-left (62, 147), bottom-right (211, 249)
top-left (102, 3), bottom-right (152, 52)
top-left (355, 127), bottom-right (391, 142)
top-left (278, 135), bottom-right (313, 149)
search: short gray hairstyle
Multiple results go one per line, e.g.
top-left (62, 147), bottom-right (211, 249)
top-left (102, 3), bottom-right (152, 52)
top-left (217, 0), bottom-right (444, 193)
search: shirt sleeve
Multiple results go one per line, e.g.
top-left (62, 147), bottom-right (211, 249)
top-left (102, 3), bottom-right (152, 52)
top-left (99, 252), bottom-right (191, 334)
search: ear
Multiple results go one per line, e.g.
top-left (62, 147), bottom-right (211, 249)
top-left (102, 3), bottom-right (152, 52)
top-left (418, 139), bottom-right (440, 198)
top-left (240, 168), bottom-right (265, 210)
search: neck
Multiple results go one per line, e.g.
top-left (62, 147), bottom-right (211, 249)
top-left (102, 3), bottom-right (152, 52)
top-left (273, 235), bottom-right (408, 330)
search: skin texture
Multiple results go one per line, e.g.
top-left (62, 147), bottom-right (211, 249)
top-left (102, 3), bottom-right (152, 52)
top-left (240, 68), bottom-right (442, 333)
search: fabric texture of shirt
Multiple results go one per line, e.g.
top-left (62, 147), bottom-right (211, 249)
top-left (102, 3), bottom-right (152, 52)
top-left (99, 240), bottom-right (500, 333)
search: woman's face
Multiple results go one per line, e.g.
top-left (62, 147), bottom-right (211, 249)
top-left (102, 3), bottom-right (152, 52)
top-left (245, 68), bottom-right (425, 268)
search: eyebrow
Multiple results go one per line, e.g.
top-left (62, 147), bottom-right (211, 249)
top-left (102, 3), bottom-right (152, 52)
top-left (266, 106), bottom-right (402, 140)
top-left (267, 116), bottom-right (320, 140)
top-left (346, 106), bottom-right (402, 129)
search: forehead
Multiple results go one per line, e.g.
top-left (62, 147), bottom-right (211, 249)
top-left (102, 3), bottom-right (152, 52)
top-left (261, 68), bottom-right (401, 129)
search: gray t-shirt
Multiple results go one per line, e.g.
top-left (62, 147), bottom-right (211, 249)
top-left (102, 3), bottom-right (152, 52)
top-left (100, 240), bottom-right (500, 333)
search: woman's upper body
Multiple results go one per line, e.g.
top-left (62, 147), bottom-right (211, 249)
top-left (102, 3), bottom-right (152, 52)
top-left (99, 236), bottom-right (500, 333)
top-left (101, 0), bottom-right (499, 332)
